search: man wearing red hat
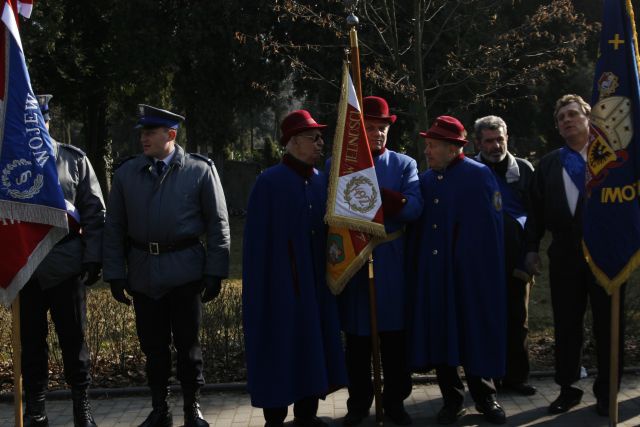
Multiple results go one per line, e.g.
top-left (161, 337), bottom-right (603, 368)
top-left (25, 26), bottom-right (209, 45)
top-left (243, 110), bottom-right (347, 427)
top-left (333, 96), bottom-right (423, 426)
top-left (407, 116), bottom-right (507, 425)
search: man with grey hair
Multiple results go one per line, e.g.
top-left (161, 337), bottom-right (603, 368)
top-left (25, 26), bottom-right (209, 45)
top-left (524, 94), bottom-right (625, 416)
top-left (474, 115), bottom-right (536, 397)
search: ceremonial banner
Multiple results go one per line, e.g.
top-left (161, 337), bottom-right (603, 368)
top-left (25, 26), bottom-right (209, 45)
top-left (0, 0), bottom-right (67, 306)
top-left (326, 62), bottom-right (385, 294)
top-left (583, 0), bottom-right (640, 294)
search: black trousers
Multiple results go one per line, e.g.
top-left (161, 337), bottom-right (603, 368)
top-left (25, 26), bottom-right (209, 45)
top-left (503, 276), bottom-right (531, 384)
top-left (436, 365), bottom-right (496, 408)
top-left (20, 276), bottom-right (91, 392)
top-left (548, 248), bottom-right (625, 401)
top-left (131, 281), bottom-right (205, 390)
top-left (345, 331), bottom-right (412, 413)
top-left (263, 396), bottom-right (318, 423)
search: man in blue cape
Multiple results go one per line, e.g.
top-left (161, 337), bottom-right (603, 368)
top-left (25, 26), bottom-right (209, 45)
top-left (407, 116), bottom-right (507, 425)
top-left (242, 110), bottom-right (347, 427)
top-left (333, 96), bottom-right (423, 426)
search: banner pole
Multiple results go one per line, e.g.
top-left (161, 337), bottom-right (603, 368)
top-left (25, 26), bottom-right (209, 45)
top-left (12, 294), bottom-right (23, 427)
top-left (349, 25), bottom-right (383, 424)
top-left (609, 288), bottom-right (620, 426)
top-left (367, 255), bottom-right (383, 424)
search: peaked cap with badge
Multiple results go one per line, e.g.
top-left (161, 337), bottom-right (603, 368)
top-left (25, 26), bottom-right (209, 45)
top-left (135, 104), bottom-right (185, 129)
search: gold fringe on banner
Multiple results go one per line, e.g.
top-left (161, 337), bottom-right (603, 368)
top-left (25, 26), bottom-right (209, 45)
top-left (327, 228), bottom-right (403, 295)
top-left (583, 240), bottom-right (640, 295)
top-left (627, 0), bottom-right (640, 73)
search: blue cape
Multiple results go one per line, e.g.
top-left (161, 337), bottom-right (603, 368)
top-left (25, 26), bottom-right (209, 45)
top-left (332, 150), bottom-right (423, 335)
top-left (407, 157), bottom-right (506, 377)
top-left (242, 162), bottom-right (347, 408)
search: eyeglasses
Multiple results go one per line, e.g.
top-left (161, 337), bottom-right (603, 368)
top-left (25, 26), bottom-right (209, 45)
top-left (297, 134), bottom-right (323, 143)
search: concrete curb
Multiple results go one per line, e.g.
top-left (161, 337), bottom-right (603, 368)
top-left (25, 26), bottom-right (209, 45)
top-left (2, 368), bottom-right (638, 402)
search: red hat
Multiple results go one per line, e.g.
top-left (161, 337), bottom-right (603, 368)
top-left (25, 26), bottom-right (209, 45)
top-left (363, 96), bottom-right (397, 124)
top-left (280, 110), bottom-right (327, 145)
top-left (419, 115), bottom-right (468, 146)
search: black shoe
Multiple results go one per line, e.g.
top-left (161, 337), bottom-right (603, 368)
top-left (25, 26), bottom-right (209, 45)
top-left (596, 399), bottom-right (609, 417)
top-left (139, 408), bottom-right (173, 427)
top-left (548, 387), bottom-right (583, 414)
top-left (71, 388), bottom-right (97, 427)
top-left (264, 422), bottom-right (284, 427)
top-left (436, 405), bottom-right (466, 425)
top-left (184, 402), bottom-right (208, 426)
top-left (475, 399), bottom-right (506, 425)
top-left (293, 416), bottom-right (328, 427)
top-left (24, 414), bottom-right (49, 427)
top-left (385, 406), bottom-right (412, 425)
top-left (24, 389), bottom-right (49, 427)
top-left (342, 409), bottom-right (368, 426)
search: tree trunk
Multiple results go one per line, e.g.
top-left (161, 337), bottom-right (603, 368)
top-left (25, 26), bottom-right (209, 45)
top-left (84, 97), bottom-right (111, 195)
top-left (413, 0), bottom-right (428, 170)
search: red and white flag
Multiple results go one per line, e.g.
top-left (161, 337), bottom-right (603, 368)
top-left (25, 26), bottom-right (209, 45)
top-left (325, 62), bottom-right (386, 294)
top-left (326, 63), bottom-right (385, 233)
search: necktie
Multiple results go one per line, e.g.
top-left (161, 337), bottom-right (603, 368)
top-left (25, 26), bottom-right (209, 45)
top-left (156, 161), bottom-right (165, 176)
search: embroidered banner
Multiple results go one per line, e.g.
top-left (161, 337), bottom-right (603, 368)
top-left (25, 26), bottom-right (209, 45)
top-left (583, 0), bottom-right (640, 294)
top-left (325, 62), bottom-right (385, 294)
top-left (0, 0), bottom-right (67, 306)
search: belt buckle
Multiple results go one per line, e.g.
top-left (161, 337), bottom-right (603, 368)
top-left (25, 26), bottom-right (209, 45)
top-left (149, 242), bottom-right (160, 255)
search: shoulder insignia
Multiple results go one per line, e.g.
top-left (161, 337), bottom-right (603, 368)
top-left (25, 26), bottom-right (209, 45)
top-left (58, 143), bottom-right (86, 157)
top-left (114, 155), bottom-right (137, 170)
top-left (493, 191), bottom-right (503, 212)
top-left (190, 153), bottom-right (214, 166)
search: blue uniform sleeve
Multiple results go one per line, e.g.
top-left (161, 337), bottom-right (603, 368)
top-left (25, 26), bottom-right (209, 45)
top-left (395, 157), bottom-right (423, 223)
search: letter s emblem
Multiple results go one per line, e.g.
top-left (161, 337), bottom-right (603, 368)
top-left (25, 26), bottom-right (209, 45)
top-left (16, 170), bottom-right (31, 185)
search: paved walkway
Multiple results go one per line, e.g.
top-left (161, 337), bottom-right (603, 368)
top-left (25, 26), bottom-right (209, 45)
top-left (1, 375), bottom-right (640, 426)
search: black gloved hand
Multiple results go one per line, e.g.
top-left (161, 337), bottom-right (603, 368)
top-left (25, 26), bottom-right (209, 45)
top-left (81, 262), bottom-right (102, 286)
top-left (109, 279), bottom-right (131, 305)
top-left (201, 275), bottom-right (222, 303)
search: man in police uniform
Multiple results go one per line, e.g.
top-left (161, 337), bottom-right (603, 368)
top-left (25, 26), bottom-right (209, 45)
top-left (336, 96), bottom-right (423, 426)
top-left (103, 105), bottom-right (230, 427)
top-left (473, 116), bottom-right (536, 396)
top-left (20, 94), bottom-right (104, 427)
top-left (524, 94), bottom-right (625, 416)
top-left (408, 116), bottom-right (506, 425)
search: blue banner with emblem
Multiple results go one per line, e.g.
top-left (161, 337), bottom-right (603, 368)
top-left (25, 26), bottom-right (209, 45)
top-left (0, 0), bottom-right (68, 306)
top-left (0, 1), bottom-right (65, 223)
top-left (583, 0), bottom-right (640, 294)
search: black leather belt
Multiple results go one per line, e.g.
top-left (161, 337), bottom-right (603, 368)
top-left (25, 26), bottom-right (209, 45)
top-left (129, 237), bottom-right (201, 255)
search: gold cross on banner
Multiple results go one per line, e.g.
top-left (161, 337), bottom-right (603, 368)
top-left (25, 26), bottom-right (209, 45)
top-left (608, 33), bottom-right (625, 50)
